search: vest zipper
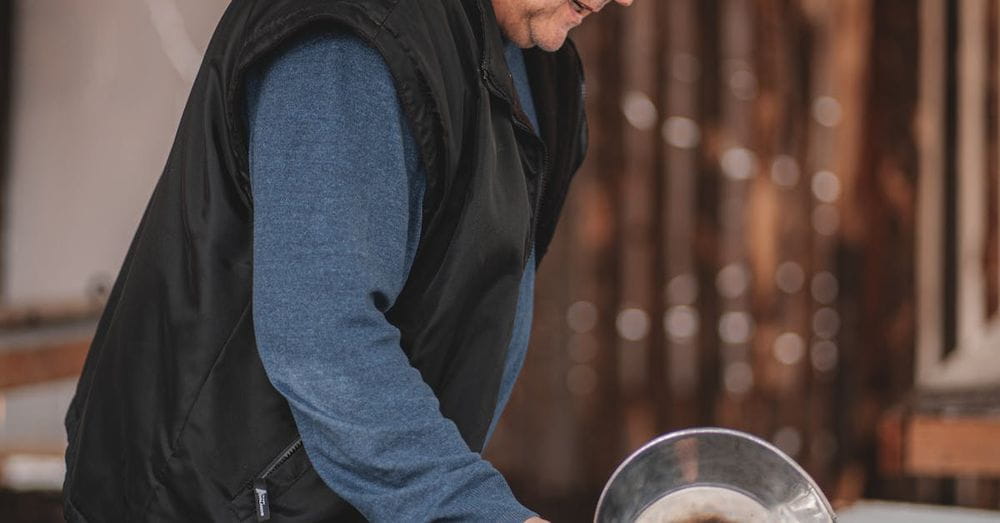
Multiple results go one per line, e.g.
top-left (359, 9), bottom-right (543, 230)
top-left (531, 148), bottom-right (550, 267)
top-left (245, 437), bottom-right (303, 521)
top-left (507, 115), bottom-right (548, 269)
top-left (514, 75), bottom-right (587, 270)
top-left (253, 478), bottom-right (270, 522)
top-left (481, 69), bottom-right (553, 269)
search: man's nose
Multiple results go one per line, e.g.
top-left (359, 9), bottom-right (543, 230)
top-left (593, 0), bottom-right (632, 11)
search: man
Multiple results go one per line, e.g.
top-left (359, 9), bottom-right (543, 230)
top-left (63, 0), bottom-right (631, 521)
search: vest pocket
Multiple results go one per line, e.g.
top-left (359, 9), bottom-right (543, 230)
top-left (230, 438), bottom-right (306, 521)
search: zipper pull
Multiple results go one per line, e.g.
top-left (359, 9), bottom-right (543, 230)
top-left (253, 478), bottom-right (271, 521)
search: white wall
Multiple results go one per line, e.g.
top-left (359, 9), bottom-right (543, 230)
top-left (3, 0), bottom-right (228, 305)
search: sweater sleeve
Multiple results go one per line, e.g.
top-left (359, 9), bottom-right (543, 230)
top-left (246, 32), bottom-right (535, 523)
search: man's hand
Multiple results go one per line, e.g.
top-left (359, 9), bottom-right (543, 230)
top-left (525, 518), bottom-right (550, 523)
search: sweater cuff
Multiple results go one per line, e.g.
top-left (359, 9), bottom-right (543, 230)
top-left (454, 466), bottom-right (538, 522)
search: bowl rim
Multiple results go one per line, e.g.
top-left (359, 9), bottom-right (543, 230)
top-left (593, 426), bottom-right (836, 522)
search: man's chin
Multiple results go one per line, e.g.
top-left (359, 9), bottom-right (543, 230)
top-left (532, 32), bottom-right (569, 52)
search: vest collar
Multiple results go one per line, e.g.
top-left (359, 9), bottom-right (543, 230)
top-left (476, 0), bottom-right (521, 107)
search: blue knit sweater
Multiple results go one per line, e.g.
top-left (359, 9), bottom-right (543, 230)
top-left (245, 32), bottom-right (539, 522)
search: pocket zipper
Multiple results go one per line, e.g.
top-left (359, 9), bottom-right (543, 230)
top-left (247, 438), bottom-right (304, 522)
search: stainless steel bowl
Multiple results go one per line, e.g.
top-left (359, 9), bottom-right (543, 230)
top-left (594, 428), bottom-right (836, 523)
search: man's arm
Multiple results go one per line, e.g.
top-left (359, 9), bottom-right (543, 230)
top-left (247, 32), bottom-right (536, 522)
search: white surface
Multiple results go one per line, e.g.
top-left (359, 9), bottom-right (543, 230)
top-left (0, 378), bottom-right (77, 451)
top-left (1, 454), bottom-right (65, 491)
top-left (839, 500), bottom-right (1000, 523)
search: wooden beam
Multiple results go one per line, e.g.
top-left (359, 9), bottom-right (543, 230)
top-left (905, 415), bottom-right (1000, 476)
top-left (877, 408), bottom-right (905, 475)
top-left (0, 338), bottom-right (90, 389)
top-left (0, 300), bottom-right (103, 329)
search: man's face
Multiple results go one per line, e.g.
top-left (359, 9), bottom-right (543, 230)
top-left (493, 0), bottom-right (634, 52)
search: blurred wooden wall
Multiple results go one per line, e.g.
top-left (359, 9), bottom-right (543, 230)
top-left (485, 0), bottom-right (1000, 520)
top-left (0, 0), bottom-right (10, 241)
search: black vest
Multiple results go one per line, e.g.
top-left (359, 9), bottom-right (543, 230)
top-left (62, 0), bottom-right (586, 520)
